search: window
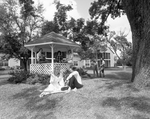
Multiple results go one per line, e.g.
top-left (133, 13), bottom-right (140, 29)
top-left (46, 52), bottom-right (51, 58)
top-left (85, 60), bottom-right (90, 67)
top-left (0, 61), bottom-right (8, 66)
top-left (105, 53), bottom-right (110, 59)
top-left (99, 53), bottom-right (110, 59)
top-left (74, 61), bottom-right (78, 66)
top-left (105, 60), bottom-right (110, 67)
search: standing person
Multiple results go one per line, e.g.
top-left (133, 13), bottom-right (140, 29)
top-left (91, 60), bottom-right (98, 77)
top-left (57, 51), bottom-right (62, 63)
top-left (37, 48), bottom-right (43, 63)
top-left (99, 58), bottom-right (105, 77)
top-left (65, 66), bottom-right (83, 92)
top-left (67, 50), bottom-right (73, 64)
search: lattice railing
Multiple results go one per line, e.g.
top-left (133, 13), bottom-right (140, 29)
top-left (54, 63), bottom-right (69, 75)
top-left (30, 63), bottom-right (69, 75)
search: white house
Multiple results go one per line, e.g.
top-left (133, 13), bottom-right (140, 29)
top-left (72, 48), bottom-right (116, 68)
top-left (8, 58), bottom-right (20, 68)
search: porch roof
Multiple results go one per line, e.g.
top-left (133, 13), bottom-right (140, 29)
top-left (25, 32), bottom-right (80, 48)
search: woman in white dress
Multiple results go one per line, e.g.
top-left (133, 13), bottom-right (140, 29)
top-left (39, 70), bottom-right (66, 97)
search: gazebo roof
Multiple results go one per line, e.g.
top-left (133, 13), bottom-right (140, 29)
top-left (25, 32), bottom-right (80, 48)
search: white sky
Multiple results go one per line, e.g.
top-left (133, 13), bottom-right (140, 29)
top-left (34, 0), bottom-right (81, 20)
top-left (34, 0), bottom-right (132, 42)
top-left (107, 16), bottom-right (132, 42)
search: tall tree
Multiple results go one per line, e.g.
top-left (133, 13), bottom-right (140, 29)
top-left (0, 0), bottom-right (44, 70)
top-left (41, 21), bottom-right (59, 36)
top-left (53, 0), bottom-right (72, 37)
top-left (89, 0), bottom-right (150, 88)
top-left (40, 1), bottom-right (107, 62)
top-left (83, 20), bottom-right (107, 61)
top-left (41, 1), bottom-right (73, 37)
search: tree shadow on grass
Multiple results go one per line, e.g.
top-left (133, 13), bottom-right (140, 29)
top-left (94, 113), bottom-right (106, 119)
top-left (105, 71), bottom-right (132, 81)
top-left (13, 86), bottom-right (64, 119)
top-left (102, 96), bottom-right (150, 114)
top-left (132, 114), bottom-right (150, 119)
top-left (104, 81), bottom-right (125, 89)
top-left (96, 71), bottom-right (139, 91)
top-left (103, 81), bottom-right (139, 92)
top-left (0, 77), bottom-right (9, 86)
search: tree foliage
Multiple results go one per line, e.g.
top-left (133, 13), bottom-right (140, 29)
top-left (53, 0), bottom-right (72, 36)
top-left (89, 0), bottom-right (125, 22)
top-left (41, 21), bottom-right (59, 36)
top-left (41, 1), bottom-right (107, 61)
top-left (0, 0), bottom-right (44, 70)
top-left (106, 31), bottom-right (132, 66)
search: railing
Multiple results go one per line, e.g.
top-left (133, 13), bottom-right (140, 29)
top-left (30, 63), bottom-right (69, 75)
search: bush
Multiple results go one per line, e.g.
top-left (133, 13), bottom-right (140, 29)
top-left (8, 69), bottom-right (30, 83)
top-left (26, 73), bottom-right (39, 85)
top-left (38, 74), bottom-right (50, 85)
top-left (8, 69), bottom-right (50, 85)
top-left (26, 73), bottom-right (50, 85)
top-left (76, 67), bottom-right (91, 78)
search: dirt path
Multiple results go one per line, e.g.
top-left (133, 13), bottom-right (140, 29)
top-left (0, 69), bottom-right (150, 119)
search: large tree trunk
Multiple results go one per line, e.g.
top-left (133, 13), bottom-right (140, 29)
top-left (123, 0), bottom-right (150, 88)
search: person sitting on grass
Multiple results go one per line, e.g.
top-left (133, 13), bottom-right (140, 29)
top-left (64, 66), bottom-right (83, 92)
top-left (76, 67), bottom-right (91, 78)
top-left (39, 66), bottom-right (83, 97)
top-left (39, 70), bottom-right (66, 97)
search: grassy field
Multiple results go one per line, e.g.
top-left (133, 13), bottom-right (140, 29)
top-left (0, 68), bottom-right (150, 119)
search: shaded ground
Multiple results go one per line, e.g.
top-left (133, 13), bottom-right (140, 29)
top-left (0, 68), bottom-right (150, 119)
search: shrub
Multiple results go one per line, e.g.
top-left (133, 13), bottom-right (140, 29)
top-left (8, 69), bottom-right (30, 83)
top-left (8, 69), bottom-right (52, 85)
top-left (26, 74), bottom-right (39, 85)
top-left (76, 67), bottom-right (91, 78)
top-left (38, 74), bottom-right (50, 85)
top-left (26, 73), bottom-right (50, 85)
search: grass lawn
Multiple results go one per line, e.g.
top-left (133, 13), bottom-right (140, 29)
top-left (0, 68), bottom-right (150, 119)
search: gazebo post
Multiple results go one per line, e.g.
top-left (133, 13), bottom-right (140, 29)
top-left (35, 47), bottom-right (37, 64)
top-left (31, 47), bottom-right (34, 64)
top-left (50, 44), bottom-right (54, 73)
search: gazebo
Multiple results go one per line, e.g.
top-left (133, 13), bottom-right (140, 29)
top-left (25, 32), bottom-right (80, 75)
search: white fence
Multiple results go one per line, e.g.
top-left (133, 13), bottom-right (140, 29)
top-left (30, 63), bottom-right (69, 75)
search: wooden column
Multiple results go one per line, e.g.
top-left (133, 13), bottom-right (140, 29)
top-left (31, 47), bottom-right (34, 64)
top-left (35, 51), bottom-right (37, 64)
top-left (71, 48), bottom-right (74, 63)
top-left (50, 44), bottom-right (54, 73)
